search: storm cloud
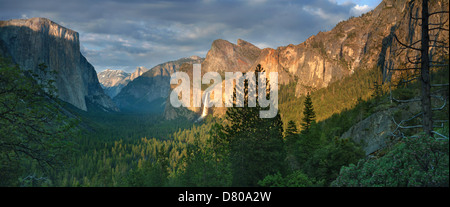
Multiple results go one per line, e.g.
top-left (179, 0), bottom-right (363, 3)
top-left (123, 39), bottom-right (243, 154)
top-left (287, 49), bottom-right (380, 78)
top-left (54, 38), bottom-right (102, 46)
top-left (0, 0), bottom-right (380, 72)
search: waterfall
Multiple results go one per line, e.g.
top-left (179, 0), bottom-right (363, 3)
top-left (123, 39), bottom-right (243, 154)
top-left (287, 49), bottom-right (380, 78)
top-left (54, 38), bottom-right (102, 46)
top-left (196, 91), bottom-right (210, 122)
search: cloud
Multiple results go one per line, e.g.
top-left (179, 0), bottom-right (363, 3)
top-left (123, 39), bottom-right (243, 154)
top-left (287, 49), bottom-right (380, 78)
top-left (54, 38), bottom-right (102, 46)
top-left (350, 4), bottom-right (372, 16)
top-left (0, 0), bottom-right (381, 73)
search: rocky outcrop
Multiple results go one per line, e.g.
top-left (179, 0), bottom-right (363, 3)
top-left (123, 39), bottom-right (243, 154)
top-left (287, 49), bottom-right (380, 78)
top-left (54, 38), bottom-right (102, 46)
top-left (341, 108), bottom-right (394, 155)
top-left (341, 101), bottom-right (422, 155)
top-left (98, 67), bottom-right (148, 98)
top-left (113, 56), bottom-right (204, 112)
top-left (0, 17), bottom-right (118, 111)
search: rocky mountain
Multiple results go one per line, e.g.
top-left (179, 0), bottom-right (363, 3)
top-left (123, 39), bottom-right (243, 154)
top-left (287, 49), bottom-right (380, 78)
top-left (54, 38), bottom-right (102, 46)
top-left (98, 69), bottom-right (131, 98)
top-left (98, 67), bottom-right (148, 98)
top-left (164, 0), bottom-right (449, 119)
top-left (113, 56), bottom-right (204, 112)
top-left (201, 39), bottom-right (261, 75)
top-left (130, 66), bottom-right (148, 80)
top-left (0, 17), bottom-right (118, 111)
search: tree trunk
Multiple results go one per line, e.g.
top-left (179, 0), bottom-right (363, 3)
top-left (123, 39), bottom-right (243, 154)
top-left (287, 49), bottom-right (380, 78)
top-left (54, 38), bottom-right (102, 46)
top-left (421, 0), bottom-right (433, 136)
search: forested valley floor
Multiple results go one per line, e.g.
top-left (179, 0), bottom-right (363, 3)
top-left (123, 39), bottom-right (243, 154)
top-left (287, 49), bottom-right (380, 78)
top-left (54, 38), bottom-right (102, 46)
top-left (1, 57), bottom-right (448, 187)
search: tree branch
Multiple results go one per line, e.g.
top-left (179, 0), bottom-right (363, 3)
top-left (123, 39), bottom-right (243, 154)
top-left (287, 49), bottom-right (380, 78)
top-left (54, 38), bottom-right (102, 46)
top-left (393, 34), bottom-right (422, 51)
top-left (431, 97), bottom-right (446, 111)
top-left (428, 11), bottom-right (450, 16)
top-left (431, 83), bottom-right (449, 87)
top-left (432, 131), bottom-right (449, 140)
top-left (389, 67), bottom-right (422, 71)
top-left (407, 55), bottom-right (422, 64)
top-left (392, 97), bottom-right (421, 103)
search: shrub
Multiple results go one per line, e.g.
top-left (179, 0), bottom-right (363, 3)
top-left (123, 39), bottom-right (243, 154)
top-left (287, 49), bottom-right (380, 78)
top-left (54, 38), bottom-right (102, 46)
top-left (332, 135), bottom-right (449, 187)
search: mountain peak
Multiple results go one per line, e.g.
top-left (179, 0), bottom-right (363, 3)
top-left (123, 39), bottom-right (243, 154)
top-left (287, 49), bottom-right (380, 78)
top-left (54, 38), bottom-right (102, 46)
top-left (202, 39), bottom-right (262, 74)
top-left (210, 39), bottom-right (233, 50)
top-left (0, 17), bottom-right (79, 43)
top-left (130, 67), bottom-right (149, 80)
top-left (237, 39), bottom-right (259, 49)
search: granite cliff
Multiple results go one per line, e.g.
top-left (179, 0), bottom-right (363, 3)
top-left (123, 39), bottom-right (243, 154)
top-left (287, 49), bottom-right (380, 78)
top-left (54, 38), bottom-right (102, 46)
top-left (0, 17), bottom-right (118, 111)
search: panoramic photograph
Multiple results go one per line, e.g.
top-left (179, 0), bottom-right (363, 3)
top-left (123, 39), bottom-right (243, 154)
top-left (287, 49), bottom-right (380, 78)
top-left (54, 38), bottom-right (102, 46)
top-left (0, 0), bottom-right (448, 196)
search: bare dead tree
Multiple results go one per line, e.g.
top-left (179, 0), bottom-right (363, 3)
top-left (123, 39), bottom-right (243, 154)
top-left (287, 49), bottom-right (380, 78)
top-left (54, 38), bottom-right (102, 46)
top-left (388, 0), bottom-right (449, 138)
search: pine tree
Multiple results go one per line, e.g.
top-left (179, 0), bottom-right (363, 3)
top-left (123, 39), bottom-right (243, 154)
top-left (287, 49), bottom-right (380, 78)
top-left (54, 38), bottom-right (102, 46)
top-left (223, 64), bottom-right (286, 186)
top-left (284, 120), bottom-right (300, 171)
top-left (0, 57), bottom-right (77, 186)
top-left (284, 120), bottom-right (298, 154)
top-left (285, 120), bottom-right (298, 137)
top-left (301, 92), bottom-right (316, 134)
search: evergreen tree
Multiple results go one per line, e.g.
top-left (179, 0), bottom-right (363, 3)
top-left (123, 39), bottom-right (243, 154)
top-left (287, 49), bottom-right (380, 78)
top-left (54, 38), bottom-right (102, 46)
top-left (223, 64), bottom-right (286, 186)
top-left (284, 120), bottom-right (299, 170)
top-left (285, 120), bottom-right (298, 138)
top-left (301, 92), bottom-right (316, 134)
top-left (304, 137), bottom-right (364, 185)
top-left (0, 57), bottom-right (77, 186)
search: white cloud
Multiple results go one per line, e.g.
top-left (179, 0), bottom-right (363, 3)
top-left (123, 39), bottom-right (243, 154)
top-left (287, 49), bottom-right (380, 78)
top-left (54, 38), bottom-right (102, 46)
top-left (254, 42), bottom-right (271, 49)
top-left (302, 6), bottom-right (347, 26)
top-left (350, 4), bottom-right (372, 16)
top-left (2, 0), bottom-right (384, 73)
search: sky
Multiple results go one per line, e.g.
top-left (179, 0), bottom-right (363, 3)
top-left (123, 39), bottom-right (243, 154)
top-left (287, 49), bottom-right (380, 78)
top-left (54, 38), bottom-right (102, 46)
top-left (0, 0), bottom-right (382, 73)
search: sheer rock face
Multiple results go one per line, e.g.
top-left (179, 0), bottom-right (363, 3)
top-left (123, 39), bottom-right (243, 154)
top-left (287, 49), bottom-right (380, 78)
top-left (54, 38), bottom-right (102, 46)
top-left (0, 17), bottom-right (118, 111)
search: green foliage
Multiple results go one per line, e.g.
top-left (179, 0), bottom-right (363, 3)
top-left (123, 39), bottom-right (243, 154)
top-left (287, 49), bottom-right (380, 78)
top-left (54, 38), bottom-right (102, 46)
top-left (304, 138), bottom-right (365, 185)
top-left (55, 117), bottom-right (212, 187)
top-left (294, 122), bottom-right (323, 168)
top-left (279, 66), bottom-right (382, 131)
top-left (301, 93), bottom-right (316, 133)
top-left (392, 87), bottom-right (416, 100)
top-left (223, 65), bottom-right (286, 186)
top-left (285, 120), bottom-right (298, 137)
top-left (0, 57), bottom-right (77, 186)
top-left (258, 171), bottom-right (323, 187)
top-left (1, 51), bottom-right (445, 187)
top-left (284, 121), bottom-right (299, 156)
top-left (179, 136), bottom-right (231, 186)
top-left (332, 135), bottom-right (449, 187)
top-left (127, 145), bottom-right (169, 187)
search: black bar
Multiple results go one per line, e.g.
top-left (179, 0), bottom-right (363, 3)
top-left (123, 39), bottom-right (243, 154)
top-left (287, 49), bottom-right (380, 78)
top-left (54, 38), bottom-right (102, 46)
top-left (1, 187), bottom-right (448, 206)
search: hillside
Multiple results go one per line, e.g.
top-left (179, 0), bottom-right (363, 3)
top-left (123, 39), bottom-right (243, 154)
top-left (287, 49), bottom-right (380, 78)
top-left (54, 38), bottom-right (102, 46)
top-left (113, 56), bottom-right (204, 112)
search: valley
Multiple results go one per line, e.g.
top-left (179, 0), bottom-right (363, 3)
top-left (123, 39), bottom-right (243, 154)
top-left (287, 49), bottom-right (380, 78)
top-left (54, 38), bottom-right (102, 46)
top-left (0, 0), bottom-right (448, 187)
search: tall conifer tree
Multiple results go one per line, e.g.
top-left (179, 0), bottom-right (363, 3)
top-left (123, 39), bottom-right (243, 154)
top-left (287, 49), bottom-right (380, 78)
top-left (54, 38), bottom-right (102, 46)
top-left (301, 93), bottom-right (316, 134)
top-left (223, 64), bottom-right (285, 186)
